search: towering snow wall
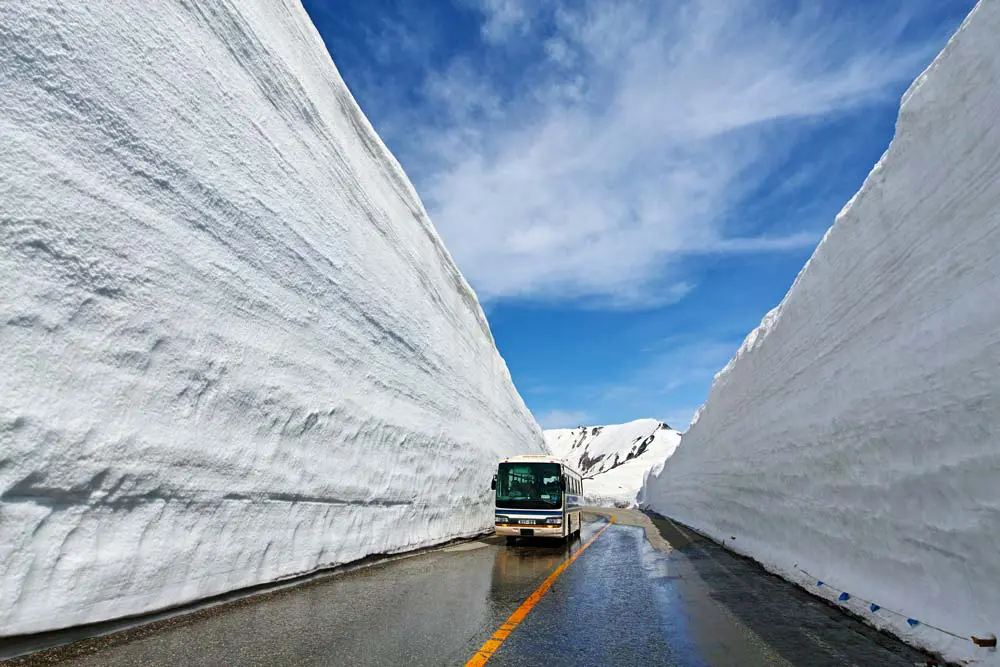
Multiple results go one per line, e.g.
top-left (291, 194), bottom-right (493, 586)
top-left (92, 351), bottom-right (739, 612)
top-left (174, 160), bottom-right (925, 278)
top-left (642, 2), bottom-right (1000, 662)
top-left (0, 0), bottom-right (542, 636)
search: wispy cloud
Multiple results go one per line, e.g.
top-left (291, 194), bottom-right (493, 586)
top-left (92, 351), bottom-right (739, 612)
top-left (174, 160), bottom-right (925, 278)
top-left (537, 408), bottom-right (592, 429)
top-left (598, 338), bottom-right (739, 399)
top-left (353, 0), bottom-right (951, 309)
top-left (550, 336), bottom-right (742, 426)
top-left (473, 0), bottom-right (538, 43)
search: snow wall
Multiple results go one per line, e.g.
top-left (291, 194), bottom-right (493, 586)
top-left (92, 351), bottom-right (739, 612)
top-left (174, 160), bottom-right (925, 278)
top-left (0, 0), bottom-right (543, 636)
top-left (642, 2), bottom-right (1000, 663)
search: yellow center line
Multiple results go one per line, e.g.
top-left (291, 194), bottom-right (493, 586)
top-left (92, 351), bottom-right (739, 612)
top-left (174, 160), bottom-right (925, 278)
top-left (464, 516), bottom-right (617, 667)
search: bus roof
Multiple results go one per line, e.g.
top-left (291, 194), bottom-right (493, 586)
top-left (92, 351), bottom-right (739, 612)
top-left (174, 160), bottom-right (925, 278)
top-left (498, 454), bottom-right (582, 476)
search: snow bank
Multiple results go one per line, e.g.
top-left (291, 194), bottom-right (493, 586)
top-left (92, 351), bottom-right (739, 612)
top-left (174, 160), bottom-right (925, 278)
top-left (642, 2), bottom-right (1000, 663)
top-left (546, 420), bottom-right (680, 507)
top-left (0, 0), bottom-right (542, 636)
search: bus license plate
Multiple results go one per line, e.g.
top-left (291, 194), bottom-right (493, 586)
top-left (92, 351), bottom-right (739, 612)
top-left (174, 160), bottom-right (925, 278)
top-left (517, 519), bottom-right (537, 525)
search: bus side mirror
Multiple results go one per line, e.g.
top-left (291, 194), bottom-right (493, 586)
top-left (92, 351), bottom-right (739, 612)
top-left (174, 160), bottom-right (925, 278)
top-left (490, 474), bottom-right (497, 490)
top-left (560, 475), bottom-right (567, 491)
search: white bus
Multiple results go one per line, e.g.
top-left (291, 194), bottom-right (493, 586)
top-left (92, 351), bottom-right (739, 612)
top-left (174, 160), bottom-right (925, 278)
top-left (490, 454), bottom-right (584, 544)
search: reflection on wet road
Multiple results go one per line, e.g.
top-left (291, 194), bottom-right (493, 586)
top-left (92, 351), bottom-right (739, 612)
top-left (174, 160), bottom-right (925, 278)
top-left (2, 510), bottom-right (935, 667)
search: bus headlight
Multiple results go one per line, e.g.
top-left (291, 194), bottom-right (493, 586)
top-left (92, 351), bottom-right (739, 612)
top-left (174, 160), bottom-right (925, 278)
top-left (545, 517), bottom-right (562, 525)
top-left (495, 516), bottom-right (508, 524)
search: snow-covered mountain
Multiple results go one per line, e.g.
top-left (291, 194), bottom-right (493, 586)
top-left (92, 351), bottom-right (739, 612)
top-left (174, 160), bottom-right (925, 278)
top-left (546, 419), bottom-right (681, 507)
top-left (642, 2), bottom-right (1000, 665)
top-left (0, 0), bottom-right (542, 636)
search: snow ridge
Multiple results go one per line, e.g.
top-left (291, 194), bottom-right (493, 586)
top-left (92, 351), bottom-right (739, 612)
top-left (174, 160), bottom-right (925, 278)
top-left (642, 2), bottom-right (1000, 664)
top-left (0, 0), bottom-right (542, 636)
top-left (546, 419), bottom-right (681, 506)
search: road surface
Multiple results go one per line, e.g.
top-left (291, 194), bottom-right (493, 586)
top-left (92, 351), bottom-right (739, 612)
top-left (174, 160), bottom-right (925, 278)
top-left (1, 510), bottom-right (936, 666)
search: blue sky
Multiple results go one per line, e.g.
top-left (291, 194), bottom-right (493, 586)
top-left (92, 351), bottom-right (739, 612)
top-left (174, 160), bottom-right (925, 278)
top-left (302, 0), bottom-right (975, 430)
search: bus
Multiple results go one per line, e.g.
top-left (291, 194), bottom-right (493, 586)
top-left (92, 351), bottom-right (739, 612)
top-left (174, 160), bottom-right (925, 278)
top-left (490, 454), bottom-right (584, 544)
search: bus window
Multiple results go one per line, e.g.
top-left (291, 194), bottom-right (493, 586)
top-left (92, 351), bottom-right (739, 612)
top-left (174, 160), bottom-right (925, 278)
top-left (496, 462), bottom-right (563, 509)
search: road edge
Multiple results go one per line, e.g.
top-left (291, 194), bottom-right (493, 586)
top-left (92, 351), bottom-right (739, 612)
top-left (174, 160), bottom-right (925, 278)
top-left (639, 510), bottom-right (957, 667)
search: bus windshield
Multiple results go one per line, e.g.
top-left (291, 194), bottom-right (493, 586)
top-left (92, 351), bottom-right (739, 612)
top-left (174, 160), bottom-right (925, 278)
top-left (496, 462), bottom-right (562, 509)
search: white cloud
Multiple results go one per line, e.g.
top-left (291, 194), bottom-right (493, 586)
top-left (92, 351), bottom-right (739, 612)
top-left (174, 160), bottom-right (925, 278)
top-left (543, 36), bottom-right (574, 67)
top-left (537, 409), bottom-right (592, 429)
top-left (474, 0), bottom-right (537, 43)
top-left (373, 0), bottom-right (950, 309)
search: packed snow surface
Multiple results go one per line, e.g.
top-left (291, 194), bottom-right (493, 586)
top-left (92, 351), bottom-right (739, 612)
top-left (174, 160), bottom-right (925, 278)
top-left (0, 0), bottom-right (542, 636)
top-left (545, 419), bottom-right (680, 507)
top-left (642, 2), bottom-right (1000, 663)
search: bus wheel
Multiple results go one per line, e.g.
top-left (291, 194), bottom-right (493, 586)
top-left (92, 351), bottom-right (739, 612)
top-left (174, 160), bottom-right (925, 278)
top-left (505, 536), bottom-right (517, 546)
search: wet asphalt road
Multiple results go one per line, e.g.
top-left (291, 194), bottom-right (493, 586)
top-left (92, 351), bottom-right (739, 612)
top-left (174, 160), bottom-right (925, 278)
top-left (2, 510), bottom-right (934, 667)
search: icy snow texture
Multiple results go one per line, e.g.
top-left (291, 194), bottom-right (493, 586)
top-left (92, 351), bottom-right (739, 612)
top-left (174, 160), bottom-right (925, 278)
top-left (0, 0), bottom-right (542, 636)
top-left (545, 419), bottom-right (680, 507)
top-left (642, 2), bottom-right (1000, 663)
